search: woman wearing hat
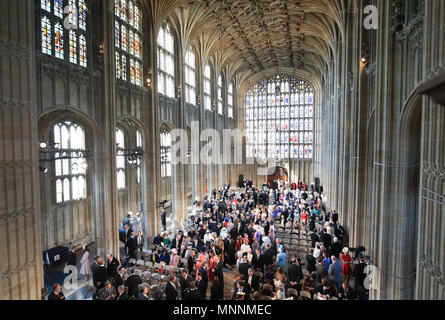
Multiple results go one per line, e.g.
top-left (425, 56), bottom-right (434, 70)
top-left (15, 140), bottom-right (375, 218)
top-left (79, 245), bottom-right (91, 281)
top-left (341, 247), bottom-right (353, 285)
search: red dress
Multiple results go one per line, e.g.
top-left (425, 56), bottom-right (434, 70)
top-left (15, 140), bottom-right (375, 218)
top-left (341, 254), bottom-right (352, 275)
top-left (208, 257), bottom-right (216, 282)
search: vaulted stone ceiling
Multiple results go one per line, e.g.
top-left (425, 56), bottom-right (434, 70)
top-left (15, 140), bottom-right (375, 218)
top-left (147, 0), bottom-right (346, 89)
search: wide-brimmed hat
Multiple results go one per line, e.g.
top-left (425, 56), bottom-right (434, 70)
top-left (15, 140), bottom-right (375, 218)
top-left (342, 247), bottom-right (349, 254)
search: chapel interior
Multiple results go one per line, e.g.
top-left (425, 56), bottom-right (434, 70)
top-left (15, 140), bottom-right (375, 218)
top-left (0, 0), bottom-right (445, 301)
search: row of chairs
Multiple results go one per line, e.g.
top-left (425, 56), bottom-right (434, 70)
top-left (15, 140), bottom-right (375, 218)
top-left (286, 288), bottom-right (338, 300)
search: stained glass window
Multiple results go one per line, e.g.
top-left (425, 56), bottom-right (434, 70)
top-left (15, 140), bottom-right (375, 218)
top-left (79, 0), bottom-right (87, 30)
top-left (54, 0), bottom-right (63, 18)
top-left (54, 23), bottom-right (64, 59)
top-left (157, 23), bottom-right (175, 97)
top-left (115, 0), bottom-right (143, 86)
top-left (161, 130), bottom-right (172, 178)
top-left (69, 30), bottom-right (78, 64)
top-left (136, 130), bottom-right (142, 184)
top-left (53, 121), bottom-right (87, 203)
top-left (185, 47), bottom-right (196, 105)
top-left (41, 17), bottom-right (52, 55)
top-left (116, 128), bottom-right (126, 190)
top-left (228, 83), bottom-right (234, 118)
top-left (69, 0), bottom-right (78, 29)
top-left (79, 35), bottom-right (87, 67)
top-left (204, 64), bottom-right (212, 110)
top-left (39, 0), bottom-right (87, 66)
top-left (245, 76), bottom-right (314, 160)
top-left (217, 74), bottom-right (223, 115)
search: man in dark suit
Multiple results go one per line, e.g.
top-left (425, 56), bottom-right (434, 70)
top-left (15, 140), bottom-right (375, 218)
top-left (128, 231), bottom-right (137, 257)
top-left (252, 248), bottom-right (264, 271)
top-left (306, 249), bottom-right (317, 273)
top-left (287, 257), bottom-right (303, 289)
top-left (93, 259), bottom-right (108, 293)
top-left (106, 254), bottom-right (119, 281)
top-left (124, 268), bottom-right (142, 298)
top-left (310, 231), bottom-right (320, 248)
top-left (263, 244), bottom-right (274, 268)
top-left (115, 285), bottom-right (128, 300)
top-left (124, 225), bottom-right (133, 255)
top-left (214, 256), bottom-right (224, 287)
top-left (165, 275), bottom-right (179, 300)
top-left (47, 283), bottom-right (65, 300)
top-left (196, 272), bottom-right (207, 299)
top-left (338, 282), bottom-right (356, 300)
top-left (66, 247), bottom-right (77, 269)
top-left (238, 256), bottom-right (250, 280)
top-left (247, 268), bottom-right (260, 292)
top-left (113, 267), bottom-right (125, 290)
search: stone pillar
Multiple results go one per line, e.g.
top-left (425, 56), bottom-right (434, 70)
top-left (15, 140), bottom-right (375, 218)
top-left (415, 0), bottom-right (445, 300)
top-left (0, 0), bottom-right (44, 300)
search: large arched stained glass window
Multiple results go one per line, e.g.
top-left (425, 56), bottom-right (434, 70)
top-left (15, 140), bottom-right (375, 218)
top-left (157, 23), bottom-right (175, 98)
top-left (203, 64), bottom-right (212, 111)
top-left (115, 0), bottom-right (143, 86)
top-left (40, 0), bottom-right (88, 67)
top-left (217, 74), bottom-right (223, 115)
top-left (185, 47), bottom-right (196, 105)
top-left (228, 83), bottom-right (234, 118)
top-left (53, 121), bottom-right (87, 203)
top-left (160, 130), bottom-right (172, 178)
top-left (245, 76), bottom-right (314, 160)
top-left (116, 128), bottom-right (126, 190)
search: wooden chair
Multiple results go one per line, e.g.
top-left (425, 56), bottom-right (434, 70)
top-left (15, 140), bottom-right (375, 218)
top-left (299, 291), bottom-right (312, 300)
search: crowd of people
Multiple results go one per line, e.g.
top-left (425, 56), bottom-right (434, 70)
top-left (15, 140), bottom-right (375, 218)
top-left (46, 179), bottom-right (371, 300)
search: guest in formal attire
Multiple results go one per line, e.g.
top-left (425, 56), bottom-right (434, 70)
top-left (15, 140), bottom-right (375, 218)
top-left (124, 268), bottom-right (142, 298)
top-left (48, 283), bottom-right (65, 300)
top-left (166, 275), bottom-right (179, 300)
top-left (338, 281), bottom-right (356, 300)
top-left (106, 254), bottom-right (119, 282)
top-left (79, 245), bottom-right (91, 281)
top-left (210, 276), bottom-right (224, 300)
top-left (115, 285), bottom-right (128, 300)
top-left (96, 281), bottom-right (116, 300)
top-left (137, 284), bottom-right (150, 300)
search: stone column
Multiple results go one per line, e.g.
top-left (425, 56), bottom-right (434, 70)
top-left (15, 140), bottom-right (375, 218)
top-left (0, 0), bottom-right (44, 300)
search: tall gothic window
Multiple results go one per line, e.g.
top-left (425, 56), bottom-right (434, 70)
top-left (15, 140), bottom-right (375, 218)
top-left (40, 0), bottom-right (88, 67)
top-left (228, 82), bottom-right (234, 118)
top-left (116, 128), bottom-right (126, 190)
top-left (160, 130), bottom-right (172, 178)
top-left (217, 74), bottom-right (223, 115)
top-left (53, 121), bottom-right (87, 203)
top-left (245, 76), bottom-right (314, 160)
top-left (136, 130), bottom-right (142, 184)
top-left (114, 0), bottom-right (143, 86)
top-left (185, 47), bottom-right (196, 105)
top-left (157, 23), bottom-right (175, 98)
top-left (204, 64), bottom-right (212, 111)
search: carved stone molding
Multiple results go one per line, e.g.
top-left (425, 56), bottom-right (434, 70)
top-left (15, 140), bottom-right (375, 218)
top-left (0, 159), bottom-right (33, 170)
top-left (1, 260), bottom-right (37, 280)
top-left (391, 1), bottom-right (405, 34)
top-left (347, 72), bottom-right (354, 92)
top-left (396, 15), bottom-right (424, 42)
top-left (419, 254), bottom-right (444, 285)
top-left (422, 161), bottom-right (445, 181)
top-left (0, 97), bottom-right (31, 110)
top-left (0, 207), bottom-right (35, 222)
top-left (0, 39), bottom-right (30, 60)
